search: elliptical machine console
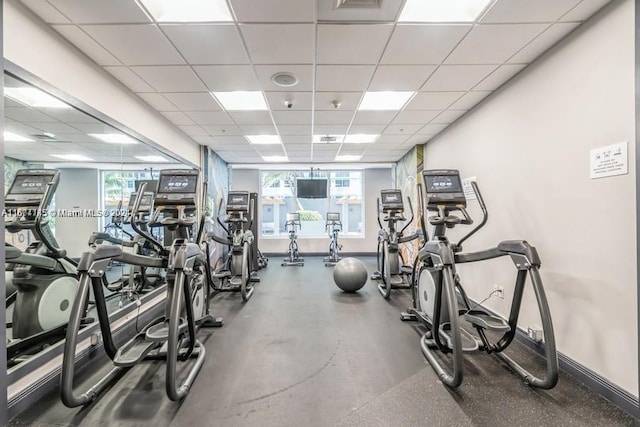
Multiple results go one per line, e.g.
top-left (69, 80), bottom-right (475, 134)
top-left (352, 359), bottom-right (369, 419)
top-left (5, 169), bottom-right (79, 366)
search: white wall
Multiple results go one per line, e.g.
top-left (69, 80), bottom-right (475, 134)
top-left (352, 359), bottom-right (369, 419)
top-left (54, 168), bottom-right (100, 259)
top-left (231, 168), bottom-right (393, 254)
top-left (3, 0), bottom-right (200, 166)
top-left (424, 0), bottom-right (636, 395)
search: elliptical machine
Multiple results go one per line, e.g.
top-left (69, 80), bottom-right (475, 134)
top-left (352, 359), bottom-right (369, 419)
top-left (372, 189), bottom-right (422, 299)
top-left (281, 212), bottom-right (304, 267)
top-left (401, 169), bottom-right (558, 389)
top-left (323, 212), bottom-right (342, 267)
top-left (208, 191), bottom-right (256, 301)
top-left (5, 169), bottom-right (79, 366)
top-left (61, 169), bottom-right (222, 407)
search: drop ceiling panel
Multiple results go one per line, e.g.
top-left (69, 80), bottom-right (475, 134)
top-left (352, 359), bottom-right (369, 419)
top-left (45, 108), bottom-right (102, 123)
top-left (561, 0), bottom-right (612, 21)
top-left (255, 145), bottom-right (285, 155)
top-left (193, 65), bottom-right (261, 91)
top-left (508, 23), bottom-right (580, 64)
top-left (314, 125), bottom-right (349, 135)
top-left (449, 91), bottom-right (492, 110)
top-left (392, 110), bottom-right (440, 125)
top-left (228, 111), bottom-right (274, 125)
top-left (317, 24), bottom-right (393, 65)
top-left (265, 92), bottom-right (313, 111)
top-left (53, 25), bottom-right (121, 66)
top-left (137, 93), bottom-right (179, 112)
top-left (230, 0), bottom-right (315, 23)
top-left (46, 0), bottom-right (151, 24)
top-left (201, 125), bottom-right (242, 135)
top-left (132, 66), bottom-right (208, 92)
top-left (314, 110), bottom-right (356, 125)
top-left (177, 125), bottom-right (208, 136)
top-left (240, 24), bottom-right (315, 64)
top-left (421, 65), bottom-right (498, 91)
top-left (278, 126), bottom-right (312, 136)
top-left (29, 122), bottom-right (84, 134)
top-left (161, 111), bottom-right (196, 126)
top-left (20, 0), bottom-right (71, 23)
top-left (368, 65), bottom-right (437, 91)
top-left (315, 65), bottom-right (375, 92)
top-left (352, 111), bottom-right (398, 125)
top-left (272, 111), bottom-right (313, 125)
top-left (381, 25), bottom-right (471, 65)
top-left (240, 124), bottom-right (277, 134)
top-left (376, 134), bottom-right (410, 144)
top-left (405, 92), bottom-right (465, 110)
top-left (314, 92), bottom-right (363, 111)
top-left (481, 0), bottom-right (581, 23)
top-left (161, 24), bottom-right (249, 65)
top-left (282, 143), bottom-right (310, 151)
top-left (104, 66), bottom-right (155, 92)
top-left (349, 124), bottom-right (386, 134)
top-left (474, 64), bottom-right (527, 90)
top-left (208, 136), bottom-right (247, 144)
top-left (431, 110), bottom-right (468, 124)
top-left (162, 92), bottom-right (222, 111)
top-left (316, 0), bottom-right (403, 22)
top-left (5, 108), bottom-right (58, 122)
top-left (383, 124), bottom-right (424, 135)
top-left (185, 111), bottom-right (235, 125)
top-left (445, 24), bottom-right (548, 65)
top-left (254, 65), bottom-right (314, 91)
top-left (81, 25), bottom-right (184, 66)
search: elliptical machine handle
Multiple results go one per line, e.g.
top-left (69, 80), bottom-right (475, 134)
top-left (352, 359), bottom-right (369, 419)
top-left (456, 180), bottom-right (488, 249)
top-left (216, 197), bottom-right (230, 235)
top-left (399, 196), bottom-right (414, 235)
top-left (416, 183), bottom-right (429, 244)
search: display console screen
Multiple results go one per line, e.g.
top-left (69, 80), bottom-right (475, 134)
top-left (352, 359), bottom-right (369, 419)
top-left (157, 175), bottom-right (197, 194)
top-left (425, 175), bottom-right (462, 194)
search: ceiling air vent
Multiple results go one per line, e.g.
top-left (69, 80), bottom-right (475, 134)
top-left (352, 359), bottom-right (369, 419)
top-left (320, 136), bottom-right (338, 143)
top-left (336, 0), bottom-right (381, 9)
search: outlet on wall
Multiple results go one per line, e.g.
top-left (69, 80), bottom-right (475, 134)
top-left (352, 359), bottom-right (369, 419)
top-left (493, 284), bottom-right (504, 299)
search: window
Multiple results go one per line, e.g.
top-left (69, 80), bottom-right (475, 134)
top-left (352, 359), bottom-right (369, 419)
top-left (100, 170), bottom-right (159, 231)
top-left (260, 170), bottom-right (363, 237)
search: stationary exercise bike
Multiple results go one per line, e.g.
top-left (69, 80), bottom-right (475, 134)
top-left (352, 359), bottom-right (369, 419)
top-left (323, 212), bottom-right (342, 267)
top-left (401, 169), bottom-right (558, 389)
top-left (5, 169), bottom-right (80, 367)
top-left (61, 169), bottom-right (223, 407)
top-left (208, 191), bottom-right (256, 302)
top-left (372, 189), bottom-right (422, 299)
top-left (281, 212), bottom-right (304, 267)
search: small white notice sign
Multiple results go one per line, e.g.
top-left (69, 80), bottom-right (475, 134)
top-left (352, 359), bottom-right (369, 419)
top-left (590, 141), bottom-right (628, 179)
top-left (462, 176), bottom-right (477, 201)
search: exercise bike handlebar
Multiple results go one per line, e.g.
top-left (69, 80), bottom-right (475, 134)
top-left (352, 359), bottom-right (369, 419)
top-left (129, 182), bottom-right (165, 254)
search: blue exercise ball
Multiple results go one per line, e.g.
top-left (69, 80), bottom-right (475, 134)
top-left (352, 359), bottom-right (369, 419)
top-left (333, 258), bottom-right (368, 292)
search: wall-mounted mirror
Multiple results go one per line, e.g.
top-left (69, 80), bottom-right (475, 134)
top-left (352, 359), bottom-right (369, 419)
top-left (3, 69), bottom-right (193, 414)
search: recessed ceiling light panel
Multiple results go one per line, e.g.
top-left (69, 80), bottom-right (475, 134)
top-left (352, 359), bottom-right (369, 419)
top-left (246, 135), bottom-right (282, 145)
top-left (5, 87), bottom-right (71, 109)
top-left (359, 91), bottom-right (414, 111)
top-left (212, 91), bottom-right (268, 111)
top-left (139, 0), bottom-right (233, 22)
top-left (51, 154), bottom-right (94, 161)
top-left (89, 133), bottom-right (137, 144)
top-left (135, 155), bottom-right (169, 162)
top-left (335, 155), bottom-right (362, 162)
top-left (399, 0), bottom-right (492, 22)
top-left (4, 131), bottom-right (34, 142)
top-left (262, 155), bottom-right (289, 162)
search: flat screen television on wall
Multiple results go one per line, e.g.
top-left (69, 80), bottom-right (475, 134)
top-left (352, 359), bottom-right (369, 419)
top-left (296, 179), bottom-right (328, 199)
